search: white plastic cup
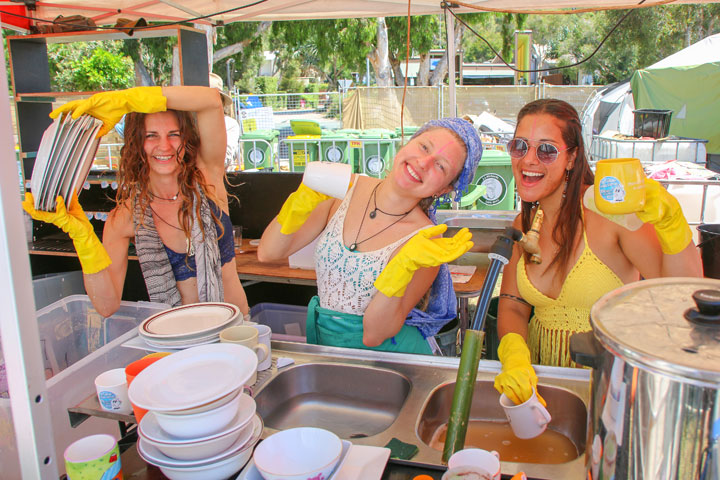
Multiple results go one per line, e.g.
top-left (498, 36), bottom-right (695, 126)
top-left (447, 448), bottom-right (501, 480)
top-left (94, 368), bottom-right (133, 415)
top-left (499, 388), bottom-right (552, 439)
top-left (252, 324), bottom-right (272, 371)
top-left (302, 161), bottom-right (352, 199)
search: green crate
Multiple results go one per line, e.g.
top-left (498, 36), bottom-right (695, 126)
top-left (241, 129), bottom-right (277, 170)
top-left (474, 150), bottom-right (515, 210)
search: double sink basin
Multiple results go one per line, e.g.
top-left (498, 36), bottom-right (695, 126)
top-left (252, 341), bottom-right (590, 479)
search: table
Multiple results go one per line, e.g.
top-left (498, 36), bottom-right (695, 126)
top-left (234, 239), bottom-right (492, 332)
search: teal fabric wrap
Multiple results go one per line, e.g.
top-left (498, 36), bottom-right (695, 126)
top-left (306, 296), bottom-right (432, 355)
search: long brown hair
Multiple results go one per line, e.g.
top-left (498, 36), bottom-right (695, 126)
top-left (517, 99), bottom-right (594, 276)
top-left (114, 110), bottom-right (222, 241)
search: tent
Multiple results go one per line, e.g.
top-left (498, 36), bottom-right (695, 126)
top-left (580, 80), bottom-right (635, 147)
top-left (631, 32), bottom-right (720, 154)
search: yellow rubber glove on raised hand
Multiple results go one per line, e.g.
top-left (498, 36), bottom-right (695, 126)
top-left (494, 333), bottom-right (546, 406)
top-left (635, 178), bottom-right (693, 255)
top-left (22, 193), bottom-right (111, 274)
top-left (374, 224), bottom-right (473, 298)
top-left (50, 87), bottom-right (167, 137)
top-left (276, 183), bottom-right (332, 235)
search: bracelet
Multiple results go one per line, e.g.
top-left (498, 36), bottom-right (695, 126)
top-left (499, 293), bottom-right (531, 306)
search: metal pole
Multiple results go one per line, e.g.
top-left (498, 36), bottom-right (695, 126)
top-left (0, 41), bottom-right (58, 479)
top-left (445, 6), bottom-right (456, 117)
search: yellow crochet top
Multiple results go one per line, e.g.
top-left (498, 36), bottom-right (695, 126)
top-left (517, 219), bottom-right (623, 368)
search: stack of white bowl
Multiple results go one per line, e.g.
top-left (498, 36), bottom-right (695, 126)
top-left (128, 343), bottom-right (261, 479)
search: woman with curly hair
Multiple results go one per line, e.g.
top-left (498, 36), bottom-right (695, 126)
top-left (23, 86), bottom-right (248, 317)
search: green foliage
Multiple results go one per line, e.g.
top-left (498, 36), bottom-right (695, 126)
top-left (386, 15), bottom-right (440, 61)
top-left (119, 36), bottom-right (175, 86)
top-left (48, 41), bottom-right (134, 91)
top-left (215, 21), bottom-right (267, 90)
top-left (256, 76), bottom-right (278, 94)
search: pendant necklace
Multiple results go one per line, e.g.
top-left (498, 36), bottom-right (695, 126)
top-left (150, 190), bottom-right (179, 201)
top-left (348, 183), bottom-right (412, 252)
top-left (150, 204), bottom-right (194, 256)
top-left (369, 182), bottom-right (414, 219)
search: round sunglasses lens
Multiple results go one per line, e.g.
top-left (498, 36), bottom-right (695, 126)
top-left (537, 143), bottom-right (559, 163)
top-left (509, 139), bottom-right (527, 158)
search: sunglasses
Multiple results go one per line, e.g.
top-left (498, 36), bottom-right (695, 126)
top-left (507, 138), bottom-right (572, 164)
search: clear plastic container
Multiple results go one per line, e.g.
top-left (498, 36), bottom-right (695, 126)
top-left (0, 295), bottom-right (168, 477)
top-left (250, 303), bottom-right (307, 342)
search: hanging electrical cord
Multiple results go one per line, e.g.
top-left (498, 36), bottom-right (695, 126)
top-left (0, 0), bottom-right (269, 32)
top-left (446, 0), bottom-right (646, 74)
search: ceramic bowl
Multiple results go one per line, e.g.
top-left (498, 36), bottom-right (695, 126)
top-left (253, 427), bottom-right (342, 480)
top-left (162, 388), bottom-right (240, 416)
top-left (154, 390), bottom-right (242, 439)
top-left (139, 394), bottom-right (256, 445)
top-left (140, 413), bottom-right (256, 461)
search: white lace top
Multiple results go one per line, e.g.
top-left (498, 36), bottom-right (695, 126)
top-left (315, 183), bottom-right (422, 315)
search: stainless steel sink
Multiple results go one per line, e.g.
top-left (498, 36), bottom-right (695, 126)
top-left (434, 210), bottom-right (517, 252)
top-left (254, 362), bottom-right (412, 438)
top-left (416, 381), bottom-right (587, 463)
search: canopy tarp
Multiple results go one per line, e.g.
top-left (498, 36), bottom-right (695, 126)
top-left (631, 33), bottom-right (720, 153)
top-left (0, 0), bottom-right (717, 27)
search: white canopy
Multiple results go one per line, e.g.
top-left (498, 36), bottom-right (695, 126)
top-left (2, 0), bottom-right (717, 26)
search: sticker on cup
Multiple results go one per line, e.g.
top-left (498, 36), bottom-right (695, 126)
top-left (594, 158), bottom-right (646, 215)
top-left (64, 433), bottom-right (122, 480)
top-left (95, 368), bottom-right (132, 415)
top-left (597, 176), bottom-right (626, 203)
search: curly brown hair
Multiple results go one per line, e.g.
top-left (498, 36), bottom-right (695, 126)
top-left (114, 110), bottom-right (223, 242)
top-left (516, 99), bottom-right (595, 277)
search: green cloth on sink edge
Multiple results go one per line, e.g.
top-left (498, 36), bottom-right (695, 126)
top-left (384, 437), bottom-right (419, 460)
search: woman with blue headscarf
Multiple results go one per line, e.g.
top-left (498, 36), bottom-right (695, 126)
top-left (258, 118), bottom-right (482, 354)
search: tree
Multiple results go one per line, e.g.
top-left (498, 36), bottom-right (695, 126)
top-left (48, 41), bottom-right (134, 91)
top-left (386, 15), bottom-right (439, 86)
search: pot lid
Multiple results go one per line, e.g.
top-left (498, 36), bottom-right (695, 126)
top-left (590, 277), bottom-right (720, 385)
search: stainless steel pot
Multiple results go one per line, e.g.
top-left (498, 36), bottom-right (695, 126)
top-left (570, 277), bottom-right (720, 480)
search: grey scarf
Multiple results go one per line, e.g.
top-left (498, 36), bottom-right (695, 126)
top-left (133, 191), bottom-right (224, 306)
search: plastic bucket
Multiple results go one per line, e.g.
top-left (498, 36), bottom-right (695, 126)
top-left (434, 318), bottom-right (460, 357)
top-left (698, 224), bottom-right (720, 279)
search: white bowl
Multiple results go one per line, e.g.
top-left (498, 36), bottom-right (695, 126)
top-left (139, 394), bottom-right (256, 444)
top-left (154, 390), bottom-right (242, 439)
top-left (253, 427), bottom-right (343, 480)
top-left (138, 415), bottom-right (262, 480)
top-left (139, 415), bottom-right (262, 465)
top-left (162, 388), bottom-right (239, 416)
top-left (141, 414), bottom-right (256, 461)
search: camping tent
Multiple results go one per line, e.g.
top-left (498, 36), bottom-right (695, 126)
top-left (580, 80), bottom-right (635, 147)
top-left (631, 32), bottom-right (720, 154)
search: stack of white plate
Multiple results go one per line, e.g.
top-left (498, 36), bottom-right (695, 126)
top-left (129, 343), bottom-right (261, 479)
top-left (138, 302), bottom-right (242, 349)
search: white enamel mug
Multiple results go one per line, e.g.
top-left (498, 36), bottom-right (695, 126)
top-left (499, 388), bottom-right (552, 439)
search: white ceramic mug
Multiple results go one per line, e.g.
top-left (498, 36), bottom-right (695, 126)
top-left (302, 161), bottom-right (352, 199)
top-left (94, 368), bottom-right (132, 415)
top-left (220, 325), bottom-right (269, 386)
top-left (447, 448), bottom-right (501, 480)
top-left (252, 324), bottom-right (272, 371)
top-left (499, 388), bottom-right (552, 439)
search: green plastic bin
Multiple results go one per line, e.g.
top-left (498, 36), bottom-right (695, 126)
top-left (241, 129), bottom-right (278, 170)
top-left (320, 133), bottom-right (352, 165)
top-left (358, 129), bottom-right (396, 178)
top-left (474, 150), bottom-right (515, 210)
top-left (286, 135), bottom-right (320, 172)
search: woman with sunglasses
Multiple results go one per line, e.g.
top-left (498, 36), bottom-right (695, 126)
top-left (494, 99), bottom-right (702, 406)
top-left (258, 118), bottom-right (479, 354)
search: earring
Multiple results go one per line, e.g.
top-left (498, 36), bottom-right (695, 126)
top-left (432, 194), bottom-right (438, 200)
top-left (562, 169), bottom-right (570, 199)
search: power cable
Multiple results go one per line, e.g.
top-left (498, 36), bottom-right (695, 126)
top-left (446, 0), bottom-right (646, 74)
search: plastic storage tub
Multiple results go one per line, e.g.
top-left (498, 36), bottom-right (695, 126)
top-left (0, 295), bottom-right (168, 478)
top-left (633, 109), bottom-right (673, 138)
top-left (250, 303), bottom-right (308, 342)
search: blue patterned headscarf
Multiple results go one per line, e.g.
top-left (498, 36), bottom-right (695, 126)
top-left (410, 117), bottom-right (483, 212)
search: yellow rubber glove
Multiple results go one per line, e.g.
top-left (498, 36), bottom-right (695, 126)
top-left (276, 183), bottom-right (332, 235)
top-left (635, 178), bottom-right (693, 255)
top-left (22, 193), bottom-right (111, 275)
top-left (50, 86), bottom-right (167, 137)
top-left (494, 333), bottom-right (546, 406)
top-left (374, 224), bottom-right (473, 297)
